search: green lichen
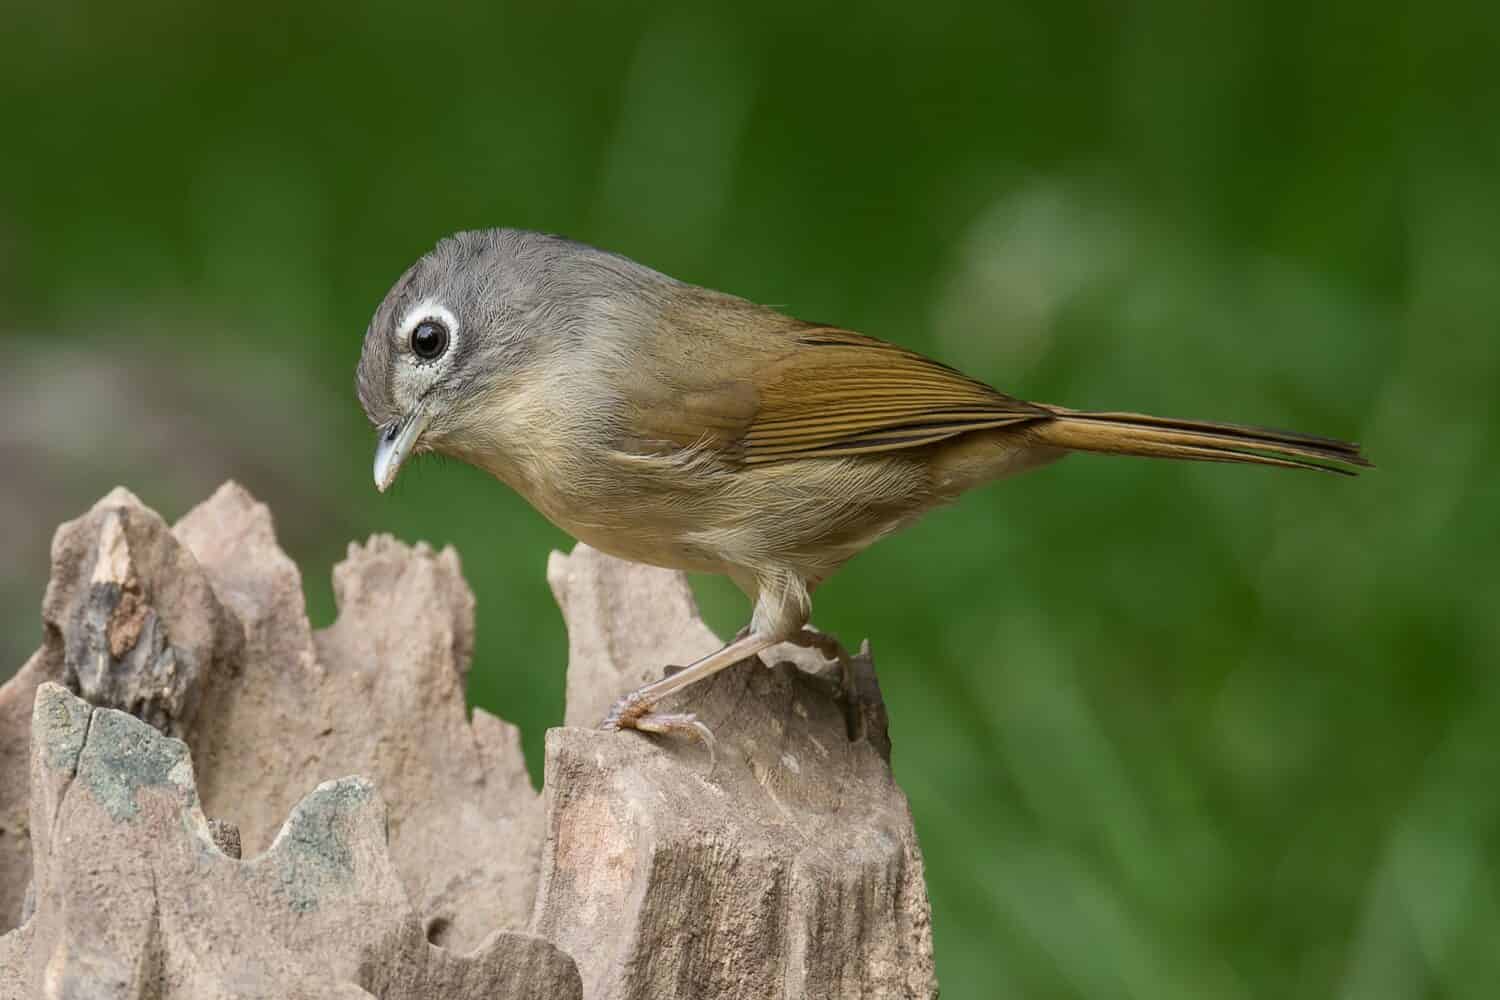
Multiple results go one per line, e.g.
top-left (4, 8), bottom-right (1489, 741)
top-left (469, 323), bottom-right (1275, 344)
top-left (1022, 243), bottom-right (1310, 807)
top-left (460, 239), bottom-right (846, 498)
top-left (271, 777), bottom-right (374, 913)
top-left (76, 706), bottom-right (190, 822)
top-left (36, 683), bottom-right (92, 775)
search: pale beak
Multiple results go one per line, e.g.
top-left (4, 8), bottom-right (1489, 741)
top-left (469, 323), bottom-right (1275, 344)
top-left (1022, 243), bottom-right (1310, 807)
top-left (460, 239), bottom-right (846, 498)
top-left (373, 410), bottom-right (431, 492)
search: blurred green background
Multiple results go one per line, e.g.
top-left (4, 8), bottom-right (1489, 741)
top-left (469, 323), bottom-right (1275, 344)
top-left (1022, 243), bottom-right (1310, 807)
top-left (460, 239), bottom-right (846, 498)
top-left (2, 1), bottom-right (1496, 996)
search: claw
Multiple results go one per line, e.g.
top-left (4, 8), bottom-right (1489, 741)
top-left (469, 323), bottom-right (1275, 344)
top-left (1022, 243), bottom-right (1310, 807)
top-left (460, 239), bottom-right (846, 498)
top-left (790, 627), bottom-right (864, 741)
top-left (600, 690), bottom-right (647, 731)
top-left (593, 629), bottom-right (780, 771)
top-left (600, 691), bottom-right (718, 771)
top-left (633, 712), bottom-right (718, 771)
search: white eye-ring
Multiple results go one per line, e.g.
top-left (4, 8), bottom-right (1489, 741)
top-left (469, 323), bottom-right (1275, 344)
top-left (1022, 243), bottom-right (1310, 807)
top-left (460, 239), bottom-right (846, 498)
top-left (397, 300), bottom-right (460, 365)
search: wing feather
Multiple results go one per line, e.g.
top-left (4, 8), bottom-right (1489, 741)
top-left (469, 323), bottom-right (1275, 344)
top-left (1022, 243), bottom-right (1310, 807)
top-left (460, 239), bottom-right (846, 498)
top-left (617, 294), bottom-right (1046, 465)
top-left (738, 327), bottom-right (1046, 464)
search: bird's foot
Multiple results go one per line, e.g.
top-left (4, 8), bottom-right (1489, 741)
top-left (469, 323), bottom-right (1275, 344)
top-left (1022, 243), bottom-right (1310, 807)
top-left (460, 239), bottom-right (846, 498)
top-left (789, 627), bottom-right (854, 673)
top-left (600, 688), bottom-right (718, 769)
top-left (788, 627), bottom-right (864, 740)
top-left (790, 627), bottom-right (858, 693)
top-left (595, 629), bottom-right (782, 771)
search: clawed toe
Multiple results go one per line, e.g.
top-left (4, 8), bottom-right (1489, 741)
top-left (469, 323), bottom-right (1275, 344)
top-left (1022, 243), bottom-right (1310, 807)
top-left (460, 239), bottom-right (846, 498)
top-left (789, 627), bottom-right (865, 740)
top-left (594, 630), bottom-right (781, 769)
top-left (600, 694), bottom-right (718, 769)
top-left (599, 691), bottom-right (643, 732)
top-left (634, 712), bottom-right (717, 765)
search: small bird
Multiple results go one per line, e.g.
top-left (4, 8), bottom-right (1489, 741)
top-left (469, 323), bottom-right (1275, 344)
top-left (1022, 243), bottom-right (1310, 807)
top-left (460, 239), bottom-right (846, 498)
top-left (356, 229), bottom-right (1369, 745)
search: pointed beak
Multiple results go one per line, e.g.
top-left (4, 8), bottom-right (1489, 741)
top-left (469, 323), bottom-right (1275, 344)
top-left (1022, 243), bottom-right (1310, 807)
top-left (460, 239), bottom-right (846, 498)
top-left (373, 410), bottom-right (431, 492)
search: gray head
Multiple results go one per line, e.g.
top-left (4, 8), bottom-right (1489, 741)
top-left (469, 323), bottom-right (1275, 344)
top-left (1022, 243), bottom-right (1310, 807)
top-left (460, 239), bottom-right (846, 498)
top-left (356, 228), bottom-right (672, 491)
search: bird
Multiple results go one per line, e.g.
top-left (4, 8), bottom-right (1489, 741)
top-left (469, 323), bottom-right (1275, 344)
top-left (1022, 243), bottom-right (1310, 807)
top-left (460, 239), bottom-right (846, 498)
top-left (356, 228), bottom-right (1369, 746)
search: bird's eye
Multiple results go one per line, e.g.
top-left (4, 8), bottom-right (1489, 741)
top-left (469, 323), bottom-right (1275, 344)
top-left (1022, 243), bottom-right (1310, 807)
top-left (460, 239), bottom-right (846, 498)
top-left (410, 319), bottom-right (449, 361)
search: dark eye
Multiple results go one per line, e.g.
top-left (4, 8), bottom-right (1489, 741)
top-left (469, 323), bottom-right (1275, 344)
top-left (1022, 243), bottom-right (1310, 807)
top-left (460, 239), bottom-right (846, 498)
top-left (410, 319), bottom-right (449, 361)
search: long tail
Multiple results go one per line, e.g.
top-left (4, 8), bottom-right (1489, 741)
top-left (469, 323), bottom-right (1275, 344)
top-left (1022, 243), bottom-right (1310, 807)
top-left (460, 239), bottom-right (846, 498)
top-left (1031, 407), bottom-right (1372, 476)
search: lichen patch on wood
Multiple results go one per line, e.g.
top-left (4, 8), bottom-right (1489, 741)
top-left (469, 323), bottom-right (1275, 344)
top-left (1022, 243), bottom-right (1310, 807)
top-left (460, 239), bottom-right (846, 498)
top-left (0, 483), bottom-right (936, 999)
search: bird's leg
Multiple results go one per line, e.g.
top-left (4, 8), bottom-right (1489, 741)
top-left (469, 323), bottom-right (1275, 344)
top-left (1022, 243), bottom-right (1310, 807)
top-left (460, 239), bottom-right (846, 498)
top-left (600, 630), bottom-right (781, 758)
top-left (604, 571), bottom-right (811, 758)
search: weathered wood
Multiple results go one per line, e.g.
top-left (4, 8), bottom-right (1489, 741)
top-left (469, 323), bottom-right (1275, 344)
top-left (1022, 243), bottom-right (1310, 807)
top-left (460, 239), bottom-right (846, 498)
top-left (0, 484), bottom-right (937, 998)
top-left (0, 485), bottom-right (542, 954)
top-left (0, 683), bottom-right (578, 998)
top-left (540, 545), bottom-right (935, 999)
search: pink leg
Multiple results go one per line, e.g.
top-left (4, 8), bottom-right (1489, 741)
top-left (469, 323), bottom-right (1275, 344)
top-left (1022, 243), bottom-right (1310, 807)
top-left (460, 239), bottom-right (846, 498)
top-left (600, 630), bottom-right (782, 759)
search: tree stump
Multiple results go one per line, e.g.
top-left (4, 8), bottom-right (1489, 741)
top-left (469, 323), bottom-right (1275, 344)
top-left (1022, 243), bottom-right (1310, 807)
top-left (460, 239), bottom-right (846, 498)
top-left (0, 484), bottom-right (937, 998)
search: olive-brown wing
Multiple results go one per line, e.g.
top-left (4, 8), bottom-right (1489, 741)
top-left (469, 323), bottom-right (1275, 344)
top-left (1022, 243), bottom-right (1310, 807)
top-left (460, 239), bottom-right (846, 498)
top-left (736, 327), bottom-right (1048, 463)
top-left (619, 314), bottom-right (1048, 464)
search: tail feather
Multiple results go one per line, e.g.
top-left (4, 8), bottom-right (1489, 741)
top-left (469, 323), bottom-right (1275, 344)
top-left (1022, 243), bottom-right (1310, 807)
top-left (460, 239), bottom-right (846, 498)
top-left (1034, 407), bottom-right (1372, 476)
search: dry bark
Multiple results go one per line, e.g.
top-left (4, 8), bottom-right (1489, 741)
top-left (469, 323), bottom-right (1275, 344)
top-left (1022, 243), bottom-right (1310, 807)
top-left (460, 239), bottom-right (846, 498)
top-left (0, 484), bottom-right (936, 998)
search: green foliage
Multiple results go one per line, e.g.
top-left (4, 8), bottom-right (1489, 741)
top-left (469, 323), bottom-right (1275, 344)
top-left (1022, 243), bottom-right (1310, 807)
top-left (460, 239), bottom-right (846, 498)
top-left (3, 1), bottom-right (1497, 995)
